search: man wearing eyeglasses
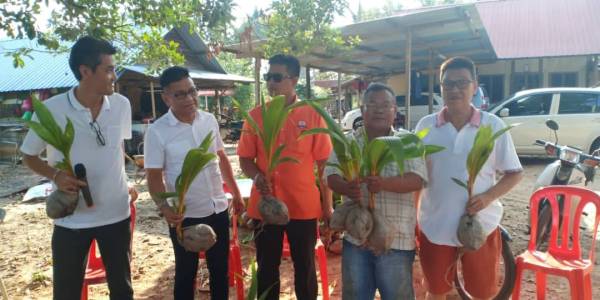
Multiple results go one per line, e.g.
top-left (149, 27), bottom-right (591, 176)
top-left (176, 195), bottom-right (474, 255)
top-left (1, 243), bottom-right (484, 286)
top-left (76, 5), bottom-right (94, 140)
top-left (415, 57), bottom-right (522, 300)
top-left (20, 36), bottom-right (134, 299)
top-left (237, 54), bottom-right (333, 300)
top-left (144, 66), bottom-right (244, 300)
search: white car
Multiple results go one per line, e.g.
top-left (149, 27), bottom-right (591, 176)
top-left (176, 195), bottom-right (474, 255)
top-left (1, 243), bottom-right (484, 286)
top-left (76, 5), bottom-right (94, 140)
top-left (488, 87), bottom-right (600, 155)
top-left (341, 92), bottom-right (443, 130)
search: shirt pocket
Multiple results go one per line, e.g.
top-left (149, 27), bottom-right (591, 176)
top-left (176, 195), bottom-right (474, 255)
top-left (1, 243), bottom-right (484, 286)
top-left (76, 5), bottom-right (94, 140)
top-left (105, 125), bottom-right (123, 148)
top-left (165, 139), bottom-right (193, 165)
top-left (280, 125), bottom-right (311, 159)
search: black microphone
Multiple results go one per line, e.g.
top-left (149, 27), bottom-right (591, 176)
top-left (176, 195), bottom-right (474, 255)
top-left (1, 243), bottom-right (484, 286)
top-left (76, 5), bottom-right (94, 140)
top-left (74, 163), bottom-right (94, 207)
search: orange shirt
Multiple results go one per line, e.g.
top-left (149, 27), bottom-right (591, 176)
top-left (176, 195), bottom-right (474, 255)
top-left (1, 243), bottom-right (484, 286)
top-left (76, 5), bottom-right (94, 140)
top-left (237, 101), bottom-right (332, 220)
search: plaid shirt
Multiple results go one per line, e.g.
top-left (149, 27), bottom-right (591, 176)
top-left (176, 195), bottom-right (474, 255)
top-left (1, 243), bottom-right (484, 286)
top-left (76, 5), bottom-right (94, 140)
top-left (324, 127), bottom-right (428, 250)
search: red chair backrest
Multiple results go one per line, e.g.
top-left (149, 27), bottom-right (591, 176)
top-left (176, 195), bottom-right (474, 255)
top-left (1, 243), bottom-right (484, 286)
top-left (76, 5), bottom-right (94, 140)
top-left (87, 200), bottom-right (137, 269)
top-left (529, 186), bottom-right (600, 261)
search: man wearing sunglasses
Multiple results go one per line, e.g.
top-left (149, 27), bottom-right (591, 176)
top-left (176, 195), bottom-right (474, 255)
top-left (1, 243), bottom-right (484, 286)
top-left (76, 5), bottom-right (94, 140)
top-left (238, 54), bottom-right (333, 300)
top-left (415, 57), bottom-right (522, 300)
top-left (20, 36), bottom-right (134, 299)
top-left (144, 66), bottom-right (244, 300)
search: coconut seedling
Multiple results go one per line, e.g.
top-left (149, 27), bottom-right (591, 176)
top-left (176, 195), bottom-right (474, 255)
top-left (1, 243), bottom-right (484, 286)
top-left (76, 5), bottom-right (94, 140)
top-left (25, 96), bottom-right (78, 218)
top-left (301, 101), bottom-right (444, 251)
top-left (157, 132), bottom-right (218, 252)
top-left (361, 130), bottom-right (444, 253)
top-left (234, 95), bottom-right (308, 225)
top-left (452, 124), bottom-right (515, 250)
top-left (299, 101), bottom-right (368, 240)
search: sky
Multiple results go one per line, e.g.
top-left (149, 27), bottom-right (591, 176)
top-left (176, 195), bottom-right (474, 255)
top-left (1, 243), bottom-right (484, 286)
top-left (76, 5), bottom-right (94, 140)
top-left (0, 0), bottom-right (426, 39)
top-left (233, 0), bottom-right (424, 27)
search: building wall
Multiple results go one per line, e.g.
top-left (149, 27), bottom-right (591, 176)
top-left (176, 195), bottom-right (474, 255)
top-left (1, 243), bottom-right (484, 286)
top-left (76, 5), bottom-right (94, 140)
top-left (385, 55), bottom-right (597, 104)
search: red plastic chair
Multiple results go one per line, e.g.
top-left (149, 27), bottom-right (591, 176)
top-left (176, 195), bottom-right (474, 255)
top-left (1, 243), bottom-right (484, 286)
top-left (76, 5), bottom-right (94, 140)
top-left (512, 186), bottom-right (600, 300)
top-left (81, 199), bottom-right (137, 300)
top-left (282, 227), bottom-right (330, 300)
top-left (197, 183), bottom-right (244, 300)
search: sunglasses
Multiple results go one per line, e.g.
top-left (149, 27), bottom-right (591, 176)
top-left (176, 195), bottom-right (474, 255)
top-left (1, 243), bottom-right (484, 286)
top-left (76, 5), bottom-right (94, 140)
top-left (263, 73), bottom-right (292, 83)
top-left (89, 120), bottom-right (106, 146)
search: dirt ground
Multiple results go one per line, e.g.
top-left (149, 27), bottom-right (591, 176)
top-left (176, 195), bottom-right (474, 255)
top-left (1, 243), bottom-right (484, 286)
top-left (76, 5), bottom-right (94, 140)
top-left (1, 152), bottom-right (599, 300)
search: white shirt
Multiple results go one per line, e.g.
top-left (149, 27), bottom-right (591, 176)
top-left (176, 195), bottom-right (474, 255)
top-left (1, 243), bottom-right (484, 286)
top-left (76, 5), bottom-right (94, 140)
top-left (415, 107), bottom-right (522, 246)
top-left (144, 109), bottom-right (228, 218)
top-left (20, 87), bottom-right (132, 229)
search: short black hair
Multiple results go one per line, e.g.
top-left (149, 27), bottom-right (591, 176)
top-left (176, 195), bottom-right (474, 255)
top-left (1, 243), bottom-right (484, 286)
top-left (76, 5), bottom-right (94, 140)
top-left (69, 36), bottom-right (117, 81)
top-left (268, 54), bottom-right (300, 77)
top-left (159, 66), bottom-right (190, 88)
top-left (362, 82), bottom-right (395, 105)
top-left (440, 56), bottom-right (477, 81)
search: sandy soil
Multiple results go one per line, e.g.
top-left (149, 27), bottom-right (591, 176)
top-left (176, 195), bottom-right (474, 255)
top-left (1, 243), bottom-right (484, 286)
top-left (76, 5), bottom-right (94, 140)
top-left (1, 153), bottom-right (599, 299)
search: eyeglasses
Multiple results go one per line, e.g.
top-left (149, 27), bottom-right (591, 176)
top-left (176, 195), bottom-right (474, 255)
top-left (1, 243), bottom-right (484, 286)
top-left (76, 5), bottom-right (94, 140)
top-left (441, 79), bottom-right (474, 90)
top-left (364, 103), bottom-right (394, 112)
top-left (170, 87), bottom-right (198, 101)
top-left (89, 121), bottom-right (106, 146)
top-left (263, 73), bottom-right (292, 83)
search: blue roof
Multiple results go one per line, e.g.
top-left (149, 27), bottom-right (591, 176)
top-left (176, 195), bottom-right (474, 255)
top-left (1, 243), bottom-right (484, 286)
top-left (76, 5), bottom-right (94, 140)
top-left (0, 39), bottom-right (77, 93)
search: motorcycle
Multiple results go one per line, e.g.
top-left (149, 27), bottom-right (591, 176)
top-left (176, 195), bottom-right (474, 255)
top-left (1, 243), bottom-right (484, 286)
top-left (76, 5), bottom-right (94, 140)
top-left (218, 114), bottom-right (243, 144)
top-left (531, 120), bottom-right (600, 248)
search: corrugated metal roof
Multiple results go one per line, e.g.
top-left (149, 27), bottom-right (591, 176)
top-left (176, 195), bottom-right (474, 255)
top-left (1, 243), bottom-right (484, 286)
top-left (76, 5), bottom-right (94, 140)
top-left (0, 39), bottom-right (77, 92)
top-left (476, 0), bottom-right (600, 59)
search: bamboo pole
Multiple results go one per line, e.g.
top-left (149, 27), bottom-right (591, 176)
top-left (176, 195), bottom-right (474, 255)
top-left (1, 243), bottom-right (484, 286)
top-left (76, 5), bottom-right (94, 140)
top-left (405, 30), bottom-right (413, 129)
top-left (150, 81), bottom-right (156, 120)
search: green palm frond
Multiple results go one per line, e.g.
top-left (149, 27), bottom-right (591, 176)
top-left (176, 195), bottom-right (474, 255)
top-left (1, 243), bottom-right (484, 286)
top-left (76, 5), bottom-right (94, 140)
top-left (455, 124), bottom-right (516, 198)
top-left (25, 96), bottom-right (75, 173)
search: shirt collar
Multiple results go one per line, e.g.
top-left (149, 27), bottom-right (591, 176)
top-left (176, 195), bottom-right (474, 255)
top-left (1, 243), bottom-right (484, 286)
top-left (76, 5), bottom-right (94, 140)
top-left (166, 109), bottom-right (200, 126)
top-left (67, 87), bottom-right (111, 111)
top-left (435, 105), bottom-right (481, 128)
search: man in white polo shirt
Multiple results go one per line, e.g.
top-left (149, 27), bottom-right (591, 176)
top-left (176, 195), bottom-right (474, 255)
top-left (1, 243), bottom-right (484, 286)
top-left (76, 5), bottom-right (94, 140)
top-left (144, 66), bottom-right (244, 300)
top-left (20, 36), bottom-right (134, 300)
top-left (415, 56), bottom-right (523, 300)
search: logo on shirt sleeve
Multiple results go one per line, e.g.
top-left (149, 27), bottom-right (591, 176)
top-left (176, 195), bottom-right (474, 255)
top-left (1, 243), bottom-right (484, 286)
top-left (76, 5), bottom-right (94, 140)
top-left (298, 120), bottom-right (307, 129)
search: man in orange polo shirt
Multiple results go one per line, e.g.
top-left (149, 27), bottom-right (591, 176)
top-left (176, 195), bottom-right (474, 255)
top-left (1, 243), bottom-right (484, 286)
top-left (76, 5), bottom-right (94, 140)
top-left (237, 54), bottom-right (333, 300)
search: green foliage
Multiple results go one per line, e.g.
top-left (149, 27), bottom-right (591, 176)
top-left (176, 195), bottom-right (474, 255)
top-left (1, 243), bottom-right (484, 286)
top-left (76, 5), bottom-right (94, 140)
top-left (2, 0), bottom-right (236, 72)
top-left (261, 0), bottom-right (360, 57)
top-left (351, 0), bottom-right (403, 22)
top-left (452, 124), bottom-right (515, 198)
top-left (420, 0), bottom-right (461, 6)
top-left (234, 95), bottom-right (308, 181)
top-left (25, 96), bottom-right (75, 173)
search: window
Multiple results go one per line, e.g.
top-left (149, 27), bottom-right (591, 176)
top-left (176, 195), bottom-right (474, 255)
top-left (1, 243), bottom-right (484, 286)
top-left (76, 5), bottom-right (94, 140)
top-left (511, 73), bottom-right (541, 94)
top-left (558, 93), bottom-right (600, 114)
top-left (479, 75), bottom-right (504, 104)
top-left (550, 73), bottom-right (578, 87)
top-left (503, 93), bottom-right (553, 116)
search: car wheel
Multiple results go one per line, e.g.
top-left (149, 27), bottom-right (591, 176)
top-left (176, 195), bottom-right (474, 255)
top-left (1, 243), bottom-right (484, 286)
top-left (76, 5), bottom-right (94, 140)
top-left (352, 118), bottom-right (363, 130)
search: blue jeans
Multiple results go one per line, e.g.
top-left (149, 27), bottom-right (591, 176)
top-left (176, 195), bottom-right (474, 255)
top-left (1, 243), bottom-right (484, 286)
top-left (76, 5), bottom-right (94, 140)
top-left (342, 239), bottom-right (415, 300)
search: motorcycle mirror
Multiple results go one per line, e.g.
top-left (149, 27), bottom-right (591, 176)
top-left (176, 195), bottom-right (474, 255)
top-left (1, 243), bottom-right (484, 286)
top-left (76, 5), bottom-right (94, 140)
top-left (545, 120), bottom-right (559, 131)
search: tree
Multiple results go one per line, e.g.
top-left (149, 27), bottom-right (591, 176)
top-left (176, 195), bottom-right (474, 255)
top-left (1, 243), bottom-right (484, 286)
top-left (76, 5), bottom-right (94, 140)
top-left (261, 0), bottom-right (359, 57)
top-left (420, 0), bottom-right (461, 6)
top-left (1, 0), bottom-right (236, 73)
top-left (351, 0), bottom-right (403, 22)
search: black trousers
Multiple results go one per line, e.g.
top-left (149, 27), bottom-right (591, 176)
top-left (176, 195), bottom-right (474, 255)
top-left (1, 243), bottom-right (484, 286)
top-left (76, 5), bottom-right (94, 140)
top-left (52, 217), bottom-right (133, 300)
top-left (254, 218), bottom-right (318, 300)
top-left (168, 210), bottom-right (230, 300)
